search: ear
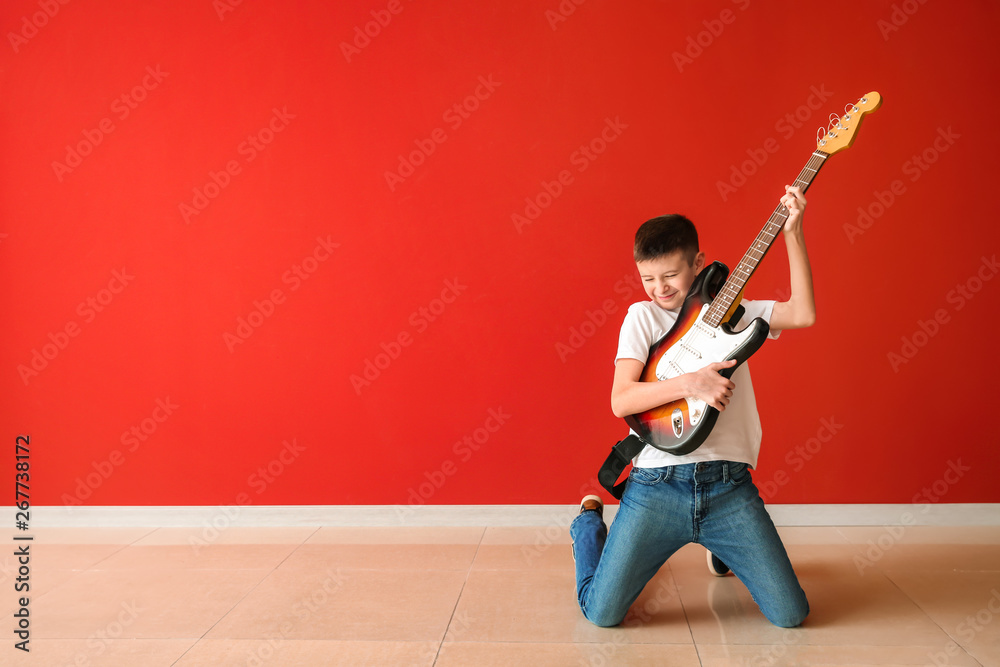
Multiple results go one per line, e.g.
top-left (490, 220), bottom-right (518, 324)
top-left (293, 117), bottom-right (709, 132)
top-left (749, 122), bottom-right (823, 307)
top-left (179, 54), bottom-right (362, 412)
top-left (693, 251), bottom-right (706, 273)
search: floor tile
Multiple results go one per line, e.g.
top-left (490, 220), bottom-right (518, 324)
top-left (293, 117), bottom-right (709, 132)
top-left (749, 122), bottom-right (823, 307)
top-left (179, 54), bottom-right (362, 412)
top-left (90, 543), bottom-right (299, 571)
top-left (776, 526), bottom-right (851, 545)
top-left (670, 543), bottom-right (959, 647)
top-left (279, 543), bottom-right (479, 571)
top-left (447, 567), bottom-right (693, 644)
top-left (206, 567), bottom-right (467, 641)
top-left (10, 639), bottom-right (195, 666)
top-left (435, 641), bottom-right (702, 666)
top-left (305, 526), bottom-right (485, 544)
top-left (28, 527), bottom-right (155, 544)
top-left (29, 568), bottom-right (272, 639)
top-left (9, 522), bottom-right (998, 665)
top-left (23, 544), bottom-right (126, 571)
top-left (697, 642), bottom-right (983, 666)
top-left (850, 542), bottom-right (1000, 573)
top-left (173, 639), bottom-right (440, 666)
top-left (471, 543), bottom-right (573, 571)
top-left (836, 525), bottom-right (1000, 545)
top-left (482, 526), bottom-right (573, 545)
top-left (887, 569), bottom-right (1000, 667)
top-left (133, 526), bottom-right (318, 546)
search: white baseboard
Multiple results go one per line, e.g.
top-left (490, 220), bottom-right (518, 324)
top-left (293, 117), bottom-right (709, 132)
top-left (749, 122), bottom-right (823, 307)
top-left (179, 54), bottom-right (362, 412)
top-left (9, 504), bottom-right (1000, 527)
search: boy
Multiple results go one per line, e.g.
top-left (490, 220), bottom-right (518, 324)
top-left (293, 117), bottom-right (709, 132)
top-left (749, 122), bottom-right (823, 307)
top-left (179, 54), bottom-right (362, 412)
top-left (570, 185), bottom-right (813, 628)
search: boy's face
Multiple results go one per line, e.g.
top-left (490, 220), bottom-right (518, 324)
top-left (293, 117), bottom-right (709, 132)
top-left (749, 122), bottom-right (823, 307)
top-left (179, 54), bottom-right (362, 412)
top-left (636, 250), bottom-right (705, 311)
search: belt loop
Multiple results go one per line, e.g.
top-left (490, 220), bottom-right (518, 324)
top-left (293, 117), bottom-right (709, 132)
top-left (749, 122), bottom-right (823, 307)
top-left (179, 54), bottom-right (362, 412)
top-left (722, 461), bottom-right (730, 484)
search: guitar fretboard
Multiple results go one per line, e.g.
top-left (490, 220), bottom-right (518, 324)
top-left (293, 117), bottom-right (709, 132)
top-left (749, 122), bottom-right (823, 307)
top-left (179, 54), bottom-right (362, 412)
top-left (704, 150), bottom-right (829, 327)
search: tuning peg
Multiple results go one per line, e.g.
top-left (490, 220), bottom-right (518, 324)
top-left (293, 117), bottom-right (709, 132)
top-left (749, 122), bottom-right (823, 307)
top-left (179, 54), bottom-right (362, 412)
top-left (816, 126), bottom-right (828, 147)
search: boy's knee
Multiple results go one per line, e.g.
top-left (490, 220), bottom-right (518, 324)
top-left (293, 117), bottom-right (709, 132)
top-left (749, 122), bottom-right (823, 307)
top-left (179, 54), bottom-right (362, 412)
top-left (582, 605), bottom-right (626, 628)
top-left (765, 599), bottom-right (809, 628)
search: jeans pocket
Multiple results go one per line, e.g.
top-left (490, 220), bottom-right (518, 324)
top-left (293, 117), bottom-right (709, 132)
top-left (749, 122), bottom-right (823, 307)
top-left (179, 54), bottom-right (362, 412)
top-left (629, 466), bottom-right (662, 486)
top-left (728, 462), bottom-right (751, 486)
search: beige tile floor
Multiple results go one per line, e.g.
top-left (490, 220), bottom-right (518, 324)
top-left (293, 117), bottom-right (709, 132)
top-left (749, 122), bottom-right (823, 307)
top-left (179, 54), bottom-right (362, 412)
top-left (4, 524), bottom-right (999, 666)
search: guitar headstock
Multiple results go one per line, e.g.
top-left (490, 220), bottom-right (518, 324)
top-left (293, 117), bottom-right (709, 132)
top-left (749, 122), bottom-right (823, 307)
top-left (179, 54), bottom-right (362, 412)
top-left (816, 91), bottom-right (882, 155)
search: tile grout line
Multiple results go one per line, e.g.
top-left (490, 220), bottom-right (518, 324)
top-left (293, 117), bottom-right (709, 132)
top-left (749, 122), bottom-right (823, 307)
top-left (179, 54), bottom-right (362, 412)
top-left (168, 525), bottom-right (323, 666)
top-left (670, 562), bottom-right (704, 666)
top-left (430, 525), bottom-right (487, 666)
top-left (877, 568), bottom-right (985, 667)
top-left (22, 528), bottom-right (159, 616)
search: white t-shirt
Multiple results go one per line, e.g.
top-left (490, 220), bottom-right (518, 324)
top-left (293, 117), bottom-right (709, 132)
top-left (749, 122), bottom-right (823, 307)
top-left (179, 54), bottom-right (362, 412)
top-left (616, 299), bottom-right (780, 469)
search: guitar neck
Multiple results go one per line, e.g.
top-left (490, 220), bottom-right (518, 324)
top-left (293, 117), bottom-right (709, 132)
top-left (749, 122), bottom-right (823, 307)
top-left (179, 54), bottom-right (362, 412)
top-left (704, 150), bottom-right (830, 327)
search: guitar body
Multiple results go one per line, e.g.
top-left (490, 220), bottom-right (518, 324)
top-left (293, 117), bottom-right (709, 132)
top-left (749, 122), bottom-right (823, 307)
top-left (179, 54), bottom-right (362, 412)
top-left (623, 261), bottom-right (770, 454)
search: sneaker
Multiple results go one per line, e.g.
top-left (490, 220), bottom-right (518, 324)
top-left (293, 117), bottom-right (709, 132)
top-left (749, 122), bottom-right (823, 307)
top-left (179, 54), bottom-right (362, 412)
top-left (707, 550), bottom-right (731, 577)
top-left (579, 494), bottom-right (603, 519)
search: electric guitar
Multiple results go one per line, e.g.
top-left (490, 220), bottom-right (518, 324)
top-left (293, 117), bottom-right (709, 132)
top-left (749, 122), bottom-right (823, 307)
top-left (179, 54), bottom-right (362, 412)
top-left (623, 91), bottom-right (882, 454)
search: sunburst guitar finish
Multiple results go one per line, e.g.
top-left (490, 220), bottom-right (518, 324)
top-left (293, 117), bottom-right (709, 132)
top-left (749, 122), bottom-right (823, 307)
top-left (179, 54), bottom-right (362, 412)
top-left (623, 261), bottom-right (769, 454)
top-left (624, 91), bottom-right (882, 454)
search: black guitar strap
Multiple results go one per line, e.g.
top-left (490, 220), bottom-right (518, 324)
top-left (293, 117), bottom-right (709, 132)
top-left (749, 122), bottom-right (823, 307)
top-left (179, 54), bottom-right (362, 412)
top-left (597, 434), bottom-right (647, 500)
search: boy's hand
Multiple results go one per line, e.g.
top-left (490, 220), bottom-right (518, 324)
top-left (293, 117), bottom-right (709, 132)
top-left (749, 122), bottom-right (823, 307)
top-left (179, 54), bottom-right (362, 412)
top-left (685, 359), bottom-right (737, 411)
top-left (781, 185), bottom-right (807, 235)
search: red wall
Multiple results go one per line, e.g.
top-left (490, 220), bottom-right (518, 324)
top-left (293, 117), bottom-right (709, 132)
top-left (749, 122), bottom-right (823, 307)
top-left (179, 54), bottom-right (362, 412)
top-left (3, 0), bottom-right (998, 506)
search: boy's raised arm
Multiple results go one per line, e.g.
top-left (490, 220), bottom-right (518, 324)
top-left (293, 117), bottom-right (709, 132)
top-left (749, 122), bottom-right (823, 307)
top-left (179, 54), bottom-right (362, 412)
top-left (770, 185), bottom-right (816, 331)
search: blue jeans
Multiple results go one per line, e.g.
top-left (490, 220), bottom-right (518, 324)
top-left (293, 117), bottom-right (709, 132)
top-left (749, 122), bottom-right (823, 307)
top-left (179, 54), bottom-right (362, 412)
top-left (570, 460), bottom-right (809, 628)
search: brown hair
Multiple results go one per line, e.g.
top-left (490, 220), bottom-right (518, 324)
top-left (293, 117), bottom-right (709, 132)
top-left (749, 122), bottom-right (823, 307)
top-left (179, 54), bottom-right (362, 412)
top-left (633, 214), bottom-right (699, 264)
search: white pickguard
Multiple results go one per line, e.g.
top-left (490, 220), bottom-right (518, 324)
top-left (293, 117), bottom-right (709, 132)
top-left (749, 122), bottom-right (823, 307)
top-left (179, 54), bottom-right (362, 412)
top-left (653, 303), bottom-right (760, 435)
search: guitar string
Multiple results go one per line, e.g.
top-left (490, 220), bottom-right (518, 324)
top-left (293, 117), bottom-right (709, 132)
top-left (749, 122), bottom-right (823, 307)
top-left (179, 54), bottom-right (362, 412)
top-left (704, 152), bottom-right (829, 327)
